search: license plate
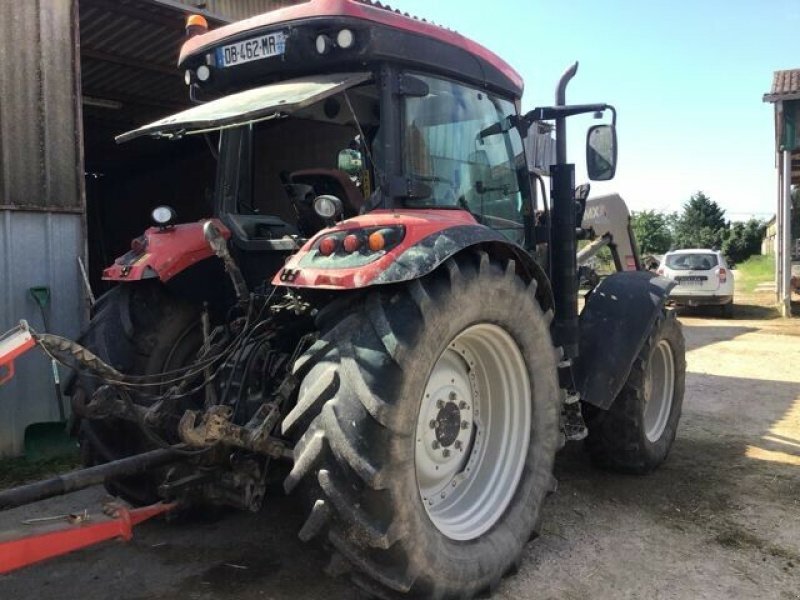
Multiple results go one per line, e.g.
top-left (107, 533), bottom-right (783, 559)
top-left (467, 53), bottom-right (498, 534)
top-left (216, 32), bottom-right (286, 68)
top-left (678, 279), bottom-right (702, 287)
top-left (675, 276), bottom-right (706, 286)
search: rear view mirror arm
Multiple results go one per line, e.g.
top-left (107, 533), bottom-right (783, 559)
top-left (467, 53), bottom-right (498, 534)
top-left (519, 103), bottom-right (616, 136)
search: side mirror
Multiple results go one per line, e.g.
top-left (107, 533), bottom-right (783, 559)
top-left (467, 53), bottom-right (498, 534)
top-left (586, 124), bottom-right (617, 181)
top-left (338, 148), bottom-right (363, 176)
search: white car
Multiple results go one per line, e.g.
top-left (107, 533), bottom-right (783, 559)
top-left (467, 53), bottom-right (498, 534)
top-left (659, 249), bottom-right (734, 317)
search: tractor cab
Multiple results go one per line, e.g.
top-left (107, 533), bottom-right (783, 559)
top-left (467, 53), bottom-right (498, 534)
top-left (116, 0), bottom-right (547, 287)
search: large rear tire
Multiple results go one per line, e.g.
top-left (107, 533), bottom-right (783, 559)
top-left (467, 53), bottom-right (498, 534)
top-left (71, 282), bottom-right (201, 504)
top-left (282, 252), bottom-right (560, 598)
top-left (583, 309), bottom-right (686, 474)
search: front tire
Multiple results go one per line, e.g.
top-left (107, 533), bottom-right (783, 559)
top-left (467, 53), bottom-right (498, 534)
top-left (282, 252), bottom-right (560, 598)
top-left (584, 309), bottom-right (686, 474)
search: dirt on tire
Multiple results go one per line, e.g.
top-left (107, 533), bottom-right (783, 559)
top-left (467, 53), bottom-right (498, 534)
top-left (282, 251), bottom-right (560, 598)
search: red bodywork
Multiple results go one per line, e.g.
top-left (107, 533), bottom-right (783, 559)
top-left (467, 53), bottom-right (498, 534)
top-left (0, 502), bottom-right (176, 575)
top-left (273, 209), bottom-right (477, 289)
top-left (103, 220), bottom-right (229, 283)
top-left (179, 0), bottom-right (523, 93)
top-left (0, 324), bottom-right (36, 385)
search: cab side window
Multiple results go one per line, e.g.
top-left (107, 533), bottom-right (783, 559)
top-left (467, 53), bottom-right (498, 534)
top-left (403, 75), bottom-right (527, 243)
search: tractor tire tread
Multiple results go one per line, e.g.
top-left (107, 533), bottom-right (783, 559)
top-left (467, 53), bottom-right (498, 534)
top-left (284, 250), bottom-right (561, 598)
top-left (584, 309), bottom-right (686, 474)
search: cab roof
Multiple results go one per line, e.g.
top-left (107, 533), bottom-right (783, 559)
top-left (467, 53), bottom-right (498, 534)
top-left (179, 0), bottom-right (524, 96)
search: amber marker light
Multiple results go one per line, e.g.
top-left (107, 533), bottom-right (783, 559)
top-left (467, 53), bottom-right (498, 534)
top-left (186, 14), bottom-right (209, 37)
top-left (368, 231), bottom-right (386, 252)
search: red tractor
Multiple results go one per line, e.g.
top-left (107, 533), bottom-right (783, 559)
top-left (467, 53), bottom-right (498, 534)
top-left (2, 1), bottom-right (685, 597)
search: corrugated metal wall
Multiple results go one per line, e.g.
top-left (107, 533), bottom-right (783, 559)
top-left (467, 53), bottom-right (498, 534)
top-left (172, 0), bottom-right (295, 22)
top-left (0, 0), bottom-right (82, 211)
top-left (0, 213), bottom-right (85, 456)
top-left (0, 0), bottom-right (85, 456)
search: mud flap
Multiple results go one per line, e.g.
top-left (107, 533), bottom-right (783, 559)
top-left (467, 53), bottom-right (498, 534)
top-left (575, 271), bottom-right (674, 410)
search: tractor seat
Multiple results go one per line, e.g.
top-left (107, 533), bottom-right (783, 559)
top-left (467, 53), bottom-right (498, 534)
top-left (289, 169), bottom-right (365, 216)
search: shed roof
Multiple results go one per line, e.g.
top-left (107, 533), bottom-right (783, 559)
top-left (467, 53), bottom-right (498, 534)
top-left (763, 69), bottom-right (800, 103)
top-left (80, 0), bottom-right (291, 170)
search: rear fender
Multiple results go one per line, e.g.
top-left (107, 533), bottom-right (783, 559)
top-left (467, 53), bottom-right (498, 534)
top-left (102, 219), bottom-right (228, 283)
top-left (575, 271), bottom-right (675, 409)
top-left (274, 209), bottom-right (553, 310)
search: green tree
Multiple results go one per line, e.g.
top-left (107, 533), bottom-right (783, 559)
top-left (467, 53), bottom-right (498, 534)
top-left (631, 210), bottom-right (673, 254)
top-left (673, 191), bottom-right (727, 249)
top-left (722, 219), bottom-right (765, 264)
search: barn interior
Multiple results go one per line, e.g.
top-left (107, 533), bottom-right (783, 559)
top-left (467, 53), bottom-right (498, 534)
top-left (79, 0), bottom-right (229, 292)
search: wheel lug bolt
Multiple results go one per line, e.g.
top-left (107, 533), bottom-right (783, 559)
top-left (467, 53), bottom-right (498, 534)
top-left (429, 420), bottom-right (436, 429)
top-left (432, 440), bottom-right (440, 449)
top-left (461, 421), bottom-right (469, 430)
top-left (442, 449), bottom-right (451, 458)
top-left (454, 440), bottom-right (463, 450)
top-left (449, 391), bottom-right (457, 401)
top-left (436, 399), bottom-right (445, 409)
top-left (459, 401), bottom-right (467, 410)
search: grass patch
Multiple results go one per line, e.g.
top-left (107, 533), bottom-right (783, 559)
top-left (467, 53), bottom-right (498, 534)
top-left (713, 523), bottom-right (800, 562)
top-left (0, 450), bottom-right (81, 489)
top-left (735, 255), bottom-right (775, 293)
top-left (714, 525), bottom-right (765, 550)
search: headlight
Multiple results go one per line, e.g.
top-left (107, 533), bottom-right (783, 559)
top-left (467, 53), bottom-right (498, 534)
top-left (336, 29), bottom-right (355, 49)
top-left (151, 206), bottom-right (176, 227)
top-left (315, 34), bottom-right (332, 55)
top-left (313, 195), bottom-right (343, 219)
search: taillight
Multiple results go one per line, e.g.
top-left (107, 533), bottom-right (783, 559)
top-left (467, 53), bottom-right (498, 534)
top-left (319, 236), bottom-right (337, 256)
top-left (718, 268), bottom-right (727, 283)
top-left (343, 234), bottom-right (362, 253)
top-left (309, 226), bottom-right (405, 265)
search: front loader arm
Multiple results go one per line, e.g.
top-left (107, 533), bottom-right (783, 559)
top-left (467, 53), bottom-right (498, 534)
top-left (580, 193), bottom-right (641, 272)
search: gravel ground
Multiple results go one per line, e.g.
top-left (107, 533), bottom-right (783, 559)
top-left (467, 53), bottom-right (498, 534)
top-left (1, 297), bottom-right (799, 599)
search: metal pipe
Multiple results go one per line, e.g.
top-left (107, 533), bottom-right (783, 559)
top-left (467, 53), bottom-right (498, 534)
top-left (0, 448), bottom-right (183, 511)
top-left (555, 62), bottom-right (578, 165)
top-left (551, 62), bottom-right (580, 358)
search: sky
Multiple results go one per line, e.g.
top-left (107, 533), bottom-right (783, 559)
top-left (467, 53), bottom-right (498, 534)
top-left (391, 0), bottom-right (800, 221)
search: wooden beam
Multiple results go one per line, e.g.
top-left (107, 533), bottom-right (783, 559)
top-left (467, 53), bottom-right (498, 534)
top-left (80, 0), bottom-right (188, 31)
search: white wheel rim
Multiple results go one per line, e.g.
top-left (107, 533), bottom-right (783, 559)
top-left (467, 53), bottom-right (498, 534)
top-left (415, 323), bottom-right (531, 541)
top-left (643, 339), bottom-right (675, 443)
